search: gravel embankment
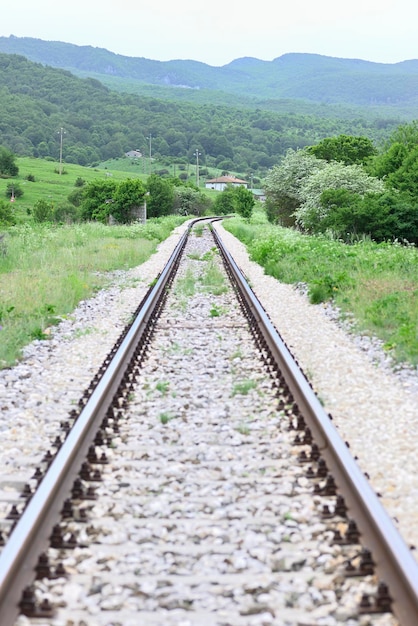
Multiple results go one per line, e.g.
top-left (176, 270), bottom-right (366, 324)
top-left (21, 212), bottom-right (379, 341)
top-left (215, 222), bottom-right (418, 556)
top-left (14, 227), bottom-right (396, 626)
top-left (0, 218), bottom-right (415, 624)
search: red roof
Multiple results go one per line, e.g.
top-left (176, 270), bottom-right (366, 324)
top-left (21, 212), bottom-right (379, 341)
top-left (205, 176), bottom-right (248, 184)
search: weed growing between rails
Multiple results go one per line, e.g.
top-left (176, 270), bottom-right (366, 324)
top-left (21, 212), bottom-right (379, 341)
top-left (0, 217), bottom-right (187, 368)
top-left (224, 217), bottom-right (418, 367)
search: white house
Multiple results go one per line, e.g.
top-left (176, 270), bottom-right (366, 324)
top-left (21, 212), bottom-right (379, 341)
top-left (125, 150), bottom-right (142, 158)
top-left (205, 176), bottom-right (248, 191)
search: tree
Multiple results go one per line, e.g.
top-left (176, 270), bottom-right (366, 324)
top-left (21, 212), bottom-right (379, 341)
top-left (5, 182), bottom-right (23, 199)
top-left (319, 189), bottom-right (418, 243)
top-left (233, 185), bottom-right (254, 219)
top-left (79, 178), bottom-right (118, 222)
top-left (307, 134), bottom-right (376, 165)
top-left (264, 149), bottom-right (326, 225)
top-left (112, 178), bottom-right (146, 223)
top-left (0, 146), bottom-right (19, 177)
top-left (173, 186), bottom-right (211, 216)
top-left (212, 186), bottom-right (237, 215)
top-left (368, 142), bottom-right (408, 179)
top-left (146, 174), bottom-right (174, 218)
top-left (295, 161), bottom-right (385, 232)
top-left (386, 146), bottom-right (418, 200)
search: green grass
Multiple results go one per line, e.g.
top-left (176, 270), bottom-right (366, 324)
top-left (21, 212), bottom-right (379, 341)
top-left (0, 156), bottom-right (150, 222)
top-left (232, 379), bottom-right (258, 396)
top-left (224, 216), bottom-right (418, 366)
top-left (199, 261), bottom-right (228, 295)
top-left (0, 216), bottom-right (187, 368)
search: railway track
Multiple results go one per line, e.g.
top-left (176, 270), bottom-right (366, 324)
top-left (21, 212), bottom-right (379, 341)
top-left (0, 218), bottom-right (417, 625)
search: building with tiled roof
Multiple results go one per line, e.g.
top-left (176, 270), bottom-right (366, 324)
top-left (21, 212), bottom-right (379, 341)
top-left (205, 176), bottom-right (248, 191)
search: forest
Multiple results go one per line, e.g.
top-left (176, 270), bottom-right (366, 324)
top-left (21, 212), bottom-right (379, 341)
top-left (0, 53), bottom-right (403, 179)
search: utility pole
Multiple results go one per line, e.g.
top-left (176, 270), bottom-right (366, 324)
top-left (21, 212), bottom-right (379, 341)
top-left (147, 134), bottom-right (152, 174)
top-left (194, 149), bottom-right (201, 187)
top-left (58, 127), bottom-right (66, 175)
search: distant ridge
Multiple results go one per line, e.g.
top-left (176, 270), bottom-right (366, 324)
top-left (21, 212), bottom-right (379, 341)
top-left (1, 35), bottom-right (418, 106)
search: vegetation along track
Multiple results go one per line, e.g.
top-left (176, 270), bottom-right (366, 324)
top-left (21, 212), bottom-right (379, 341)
top-left (0, 219), bottom-right (417, 626)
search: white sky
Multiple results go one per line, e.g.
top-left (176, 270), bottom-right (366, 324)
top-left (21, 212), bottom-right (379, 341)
top-left (2, 0), bottom-right (418, 66)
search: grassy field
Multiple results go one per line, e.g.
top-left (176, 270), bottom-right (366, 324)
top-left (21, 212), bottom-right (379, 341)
top-left (0, 156), bottom-right (149, 222)
top-left (0, 156), bottom-right (221, 222)
top-left (0, 216), bottom-right (187, 368)
top-left (224, 214), bottom-right (418, 367)
top-left (3, 156), bottom-right (417, 372)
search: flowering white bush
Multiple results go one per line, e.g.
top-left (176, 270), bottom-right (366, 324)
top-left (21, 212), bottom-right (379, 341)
top-left (294, 161), bottom-right (385, 231)
top-left (264, 149), bottom-right (326, 224)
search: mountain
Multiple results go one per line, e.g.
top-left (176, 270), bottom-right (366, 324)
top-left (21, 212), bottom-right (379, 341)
top-left (0, 51), bottom-right (403, 174)
top-left (2, 35), bottom-right (418, 108)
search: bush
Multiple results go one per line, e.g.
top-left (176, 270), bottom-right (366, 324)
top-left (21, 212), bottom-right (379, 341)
top-left (0, 200), bottom-right (16, 226)
top-left (33, 199), bottom-right (54, 222)
top-left (53, 202), bottom-right (80, 223)
top-left (319, 189), bottom-right (418, 243)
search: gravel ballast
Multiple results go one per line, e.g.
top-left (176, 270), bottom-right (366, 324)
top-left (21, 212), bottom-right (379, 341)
top-left (0, 219), bottom-right (416, 624)
top-left (215, 222), bottom-right (418, 556)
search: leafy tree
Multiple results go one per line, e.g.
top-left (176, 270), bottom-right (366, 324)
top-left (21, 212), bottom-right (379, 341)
top-left (264, 149), bottom-right (326, 225)
top-left (6, 183), bottom-right (23, 199)
top-left (79, 178), bottom-right (118, 222)
top-left (233, 185), bottom-right (255, 219)
top-left (307, 134), bottom-right (376, 165)
top-left (368, 142), bottom-right (408, 179)
top-left (33, 199), bottom-right (54, 222)
top-left (295, 161), bottom-right (385, 232)
top-left (146, 174), bottom-right (174, 218)
top-left (386, 146), bottom-right (418, 200)
top-left (112, 178), bottom-right (146, 223)
top-left (0, 200), bottom-right (16, 226)
top-left (0, 146), bottom-right (19, 177)
top-left (319, 189), bottom-right (418, 243)
top-left (212, 186), bottom-right (237, 215)
top-left (173, 186), bottom-right (211, 216)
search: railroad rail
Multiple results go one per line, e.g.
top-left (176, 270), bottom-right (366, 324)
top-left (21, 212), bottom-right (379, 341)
top-left (0, 217), bottom-right (417, 625)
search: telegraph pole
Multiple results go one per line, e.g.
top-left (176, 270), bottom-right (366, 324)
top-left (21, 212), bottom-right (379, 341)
top-left (58, 127), bottom-right (66, 175)
top-left (147, 134), bottom-right (152, 174)
top-left (194, 149), bottom-right (201, 187)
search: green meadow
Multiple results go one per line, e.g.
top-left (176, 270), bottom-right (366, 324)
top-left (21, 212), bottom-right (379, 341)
top-left (225, 214), bottom-right (418, 367)
top-left (1, 157), bottom-right (417, 372)
top-left (0, 156), bottom-right (147, 220)
top-left (0, 216), bottom-right (188, 367)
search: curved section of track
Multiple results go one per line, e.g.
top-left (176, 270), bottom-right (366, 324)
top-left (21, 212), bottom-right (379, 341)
top-left (0, 218), bottom-right (417, 625)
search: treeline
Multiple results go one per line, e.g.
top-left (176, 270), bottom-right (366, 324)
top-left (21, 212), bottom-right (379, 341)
top-left (0, 53), bottom-right (400, 178)
top-left (264, 128), bottom-right (418, 243)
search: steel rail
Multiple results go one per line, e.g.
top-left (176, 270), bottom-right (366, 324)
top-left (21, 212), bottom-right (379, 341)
top-left (212, 223), bottom-right (418, 625)
top-left (1, 217), bottom-right (417, 624)
top-left (0, 219), bottom-right (199, 626)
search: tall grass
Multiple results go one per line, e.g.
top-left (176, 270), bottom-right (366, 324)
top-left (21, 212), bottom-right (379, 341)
top-left (224, 217), bottom-right (418, 366)
top-left (0, 217), bottom-right (186, 367)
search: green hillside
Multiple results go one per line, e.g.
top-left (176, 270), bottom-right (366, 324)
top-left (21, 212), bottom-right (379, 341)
top-left (2, 36), bottom-right (418, 112)
top-left (0, 52), bottom-right (402, 177)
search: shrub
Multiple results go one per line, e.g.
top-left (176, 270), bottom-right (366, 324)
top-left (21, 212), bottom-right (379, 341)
top-left (53, 202), bottom-right (80, 223)
top-left (33, 199), bottom-right (54, 222)
top-left (0, 200), bottom-right (16, 226)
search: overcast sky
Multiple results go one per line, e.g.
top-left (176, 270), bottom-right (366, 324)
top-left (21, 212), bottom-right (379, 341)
top-left (2, 0), bottom-right (418, 66)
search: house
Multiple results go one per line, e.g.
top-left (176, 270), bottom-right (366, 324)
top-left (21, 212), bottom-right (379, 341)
top-left (252, 188), bottom-right (266, 202)
top-left (205, 176), bottom-right (248, 191)
top-left (125, 150), bottom-right (142, 158)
